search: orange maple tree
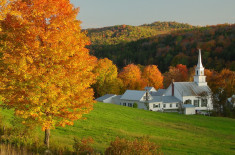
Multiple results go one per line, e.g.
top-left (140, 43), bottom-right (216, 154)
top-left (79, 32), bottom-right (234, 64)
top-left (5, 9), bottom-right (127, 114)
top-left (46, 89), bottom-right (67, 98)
top-left (0, 0), bottom-right (96, 148)
top-left (142, 65), bottom-right (163, 89)
top-left (163, 64), bottom-right (188, 88)
top-left (118, 64), bottom-right (145, 90)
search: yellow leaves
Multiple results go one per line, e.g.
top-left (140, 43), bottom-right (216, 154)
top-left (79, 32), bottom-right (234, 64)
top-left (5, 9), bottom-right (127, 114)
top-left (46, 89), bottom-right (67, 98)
top-left (118, 64), bottom-right (144, 90)
top-left (1, 0), bottom-right (96, 132)
top-left (143, 65), bottom-right (163, 89)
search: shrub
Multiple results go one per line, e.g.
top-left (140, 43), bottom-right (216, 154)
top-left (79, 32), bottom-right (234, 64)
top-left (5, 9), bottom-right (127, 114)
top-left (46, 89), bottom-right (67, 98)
top-left (105, 137), bottom-right (161, 155)
top-left (133, 103), bottom-right (138, 108)
top-left (73, 137), bottom-right (94, 155)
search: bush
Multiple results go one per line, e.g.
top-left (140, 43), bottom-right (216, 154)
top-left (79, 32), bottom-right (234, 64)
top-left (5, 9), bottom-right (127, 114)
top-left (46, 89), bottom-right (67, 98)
top-left (105, 137), bottom-right (161, 155)
top-left (133, 103), bottom-right (138, 108)
top-left (73, 137), bottom-right (94, 155)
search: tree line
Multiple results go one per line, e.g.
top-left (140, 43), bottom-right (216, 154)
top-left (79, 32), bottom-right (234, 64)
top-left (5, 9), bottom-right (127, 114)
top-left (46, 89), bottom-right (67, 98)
top-left (88, 23), bottom-right (235, 73)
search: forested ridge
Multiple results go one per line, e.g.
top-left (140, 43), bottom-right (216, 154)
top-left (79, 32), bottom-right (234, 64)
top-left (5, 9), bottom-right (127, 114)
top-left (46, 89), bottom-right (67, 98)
top-left (87, 22), bottom-right (235, 72)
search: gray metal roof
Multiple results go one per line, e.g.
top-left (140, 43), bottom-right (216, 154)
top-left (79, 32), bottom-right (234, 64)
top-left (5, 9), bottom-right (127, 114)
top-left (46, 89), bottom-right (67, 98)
top-left (120, 90), bottom-right (146, 101)
top-left (112, 95), bottom-right (122, 100)
top-left (96, 94), bottom-right (116, 102)
top-left (149, 96), bottom-right (162, 103)
top-left (153, 89), bottom-right (166, 96)
top-left (162, 96), bottom-right (181, 103)
top-left (145, 87), bottom-right (157, 92)
top-left (183, 104), bottom-right (195, 108)
top-left (149, 96), bottom-right (180, 103)
top-left (174, 82), bottom-right (211, 96)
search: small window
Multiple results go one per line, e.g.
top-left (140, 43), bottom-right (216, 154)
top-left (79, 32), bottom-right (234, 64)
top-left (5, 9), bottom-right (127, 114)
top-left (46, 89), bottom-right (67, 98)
top-left (123, 103), bottom-right (126, 106)
top-left (194, 100), bottom-right (199, 107)
top-left (170, 104), bottom-right (172, 108)
top-left (176, 103), bottom-right (178, 107)
top-left (197, 71), bottom-right (198, 75)
top-left (163, 104), bottom-right (166, 108)
top-left (153, 104), bottom-right (159, 108)
top-left (201, 99), bottom-right (207, 107)
top-left (184, 99), bottom-right (192, 104)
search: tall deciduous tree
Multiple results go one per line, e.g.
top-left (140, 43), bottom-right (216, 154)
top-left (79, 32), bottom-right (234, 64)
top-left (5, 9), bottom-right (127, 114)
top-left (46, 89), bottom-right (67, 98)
top-left (118, 64), bottom-right (144, 90)
top-left (93, 58), bottom-right (123, 97)
top-left (0, 0), bottom-right (96, 148)
top-left (163, 64), bottom-right (188, 88)
top-left (142, 65), bottom-right (163, 89)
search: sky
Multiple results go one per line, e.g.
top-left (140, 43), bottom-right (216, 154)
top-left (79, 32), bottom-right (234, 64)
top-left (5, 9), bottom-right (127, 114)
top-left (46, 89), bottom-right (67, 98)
top-left (70, 0), bottom-right (235, 29)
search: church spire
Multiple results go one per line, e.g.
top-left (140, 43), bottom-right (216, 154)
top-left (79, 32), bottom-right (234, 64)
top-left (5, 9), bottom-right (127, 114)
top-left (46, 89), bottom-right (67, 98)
top-left (197, 49), bottom-right (203, 68)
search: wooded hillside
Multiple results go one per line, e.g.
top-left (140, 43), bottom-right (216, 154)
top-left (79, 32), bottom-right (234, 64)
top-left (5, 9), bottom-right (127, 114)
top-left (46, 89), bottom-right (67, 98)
top-left (87, 23), bottom-right (235, 72)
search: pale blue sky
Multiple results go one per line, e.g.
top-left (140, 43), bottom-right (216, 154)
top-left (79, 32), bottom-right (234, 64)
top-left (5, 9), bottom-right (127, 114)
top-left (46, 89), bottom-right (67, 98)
top-left (70, 0), bottom-right (235, 29)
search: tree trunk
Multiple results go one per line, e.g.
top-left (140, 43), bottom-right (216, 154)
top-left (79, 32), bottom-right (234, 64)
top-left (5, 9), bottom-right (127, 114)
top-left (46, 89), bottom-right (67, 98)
top-left (44, 128), bottom-right (50, 149)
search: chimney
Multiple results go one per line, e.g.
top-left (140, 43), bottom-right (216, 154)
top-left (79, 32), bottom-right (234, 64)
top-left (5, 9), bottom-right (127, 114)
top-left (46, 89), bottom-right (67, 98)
top-left (172, 79), bottom-right (174, 96)
top-left (145, 89), bottom-right (149, 101)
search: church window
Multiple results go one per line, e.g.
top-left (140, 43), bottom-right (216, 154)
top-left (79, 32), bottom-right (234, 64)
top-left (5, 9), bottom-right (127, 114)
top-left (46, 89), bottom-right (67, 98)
top-left (194, 100), bottom-right (199, 107)
top-left (201, 99), bottom-right (207, 107)
top-left (170, 104), bottom-right (172, 108)
top-left (184, 99), bottom-right (192, 104)
top-left (163, 104), bottom-right (166, 108)
top-left (176, 103), bottom-right (178, 107)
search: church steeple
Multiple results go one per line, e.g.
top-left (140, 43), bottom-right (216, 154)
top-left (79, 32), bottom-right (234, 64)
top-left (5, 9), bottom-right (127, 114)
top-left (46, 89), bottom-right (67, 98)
top-left (194, 49), bottom-right (207, 86)
top-left (197, 49), bottom-right (203, 68)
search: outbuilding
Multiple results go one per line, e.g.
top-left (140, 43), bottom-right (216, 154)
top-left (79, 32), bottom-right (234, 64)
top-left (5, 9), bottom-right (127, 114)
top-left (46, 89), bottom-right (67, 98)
top-left (183, 104), bottom-right (196, 115)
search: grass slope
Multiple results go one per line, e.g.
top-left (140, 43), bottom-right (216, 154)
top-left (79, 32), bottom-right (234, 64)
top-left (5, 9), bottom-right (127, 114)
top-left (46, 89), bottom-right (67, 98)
top-left (1, 102), bottom-right (235, 154)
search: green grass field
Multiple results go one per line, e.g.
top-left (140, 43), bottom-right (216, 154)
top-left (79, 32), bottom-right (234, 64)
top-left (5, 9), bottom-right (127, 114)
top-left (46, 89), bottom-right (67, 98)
top-left (1, 102), bottom-right (235, 154)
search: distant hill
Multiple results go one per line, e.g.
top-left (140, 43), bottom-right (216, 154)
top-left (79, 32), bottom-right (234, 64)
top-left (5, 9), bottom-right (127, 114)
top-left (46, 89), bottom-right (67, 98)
top-left (87, 22), bottom-right (235, 72)
top-left (1, 102), bottom-right (235, 154)
top-left (86, 21), bottom-right (196, 45)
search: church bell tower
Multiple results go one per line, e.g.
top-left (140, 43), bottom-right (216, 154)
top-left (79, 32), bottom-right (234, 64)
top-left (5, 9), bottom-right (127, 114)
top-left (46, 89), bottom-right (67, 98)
top-left (194, 49), bottom-right (207, 86)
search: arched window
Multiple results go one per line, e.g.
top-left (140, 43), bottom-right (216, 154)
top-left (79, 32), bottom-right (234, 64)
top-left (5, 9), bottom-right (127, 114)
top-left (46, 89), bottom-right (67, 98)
top-left (184, 99), bottom-right (192, 104)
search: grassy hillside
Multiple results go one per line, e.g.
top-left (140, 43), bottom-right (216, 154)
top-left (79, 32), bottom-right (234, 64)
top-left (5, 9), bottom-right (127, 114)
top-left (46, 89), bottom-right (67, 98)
top-left (1, 102), bottom-right (235, 154)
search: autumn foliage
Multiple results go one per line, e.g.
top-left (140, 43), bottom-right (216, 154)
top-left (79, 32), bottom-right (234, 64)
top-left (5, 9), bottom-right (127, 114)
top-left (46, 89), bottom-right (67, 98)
top-left (105, 137), bottom-right (162, 155)
top-left (0, 0), bottom-right (96, 148)
top-left (118, 64), bottom-right (145, 90)
top-left (93, 58), bottom-right (123, 97)
top-left (142, 65), bottom-right (163, 89)
top-left (163, 64), bottom-right (188, 88)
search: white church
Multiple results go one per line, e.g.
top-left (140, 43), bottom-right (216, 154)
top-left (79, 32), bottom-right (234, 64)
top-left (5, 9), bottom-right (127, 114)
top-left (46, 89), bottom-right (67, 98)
top-left (96, 50), bottom-right (213, 115)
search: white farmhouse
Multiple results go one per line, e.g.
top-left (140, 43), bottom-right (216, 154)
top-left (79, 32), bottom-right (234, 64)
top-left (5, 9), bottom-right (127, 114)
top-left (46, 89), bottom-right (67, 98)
top-left (96, 49), bottom-right (213, 115)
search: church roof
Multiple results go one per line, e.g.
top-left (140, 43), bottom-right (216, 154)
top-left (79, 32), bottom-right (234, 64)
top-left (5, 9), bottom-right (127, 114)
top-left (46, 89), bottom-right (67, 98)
top-left (149, 96), bottom-right (181, 103)
top-left (120, 90), bottom-right (146, 101)
top-left (174, 82), bottom-right (211, 96)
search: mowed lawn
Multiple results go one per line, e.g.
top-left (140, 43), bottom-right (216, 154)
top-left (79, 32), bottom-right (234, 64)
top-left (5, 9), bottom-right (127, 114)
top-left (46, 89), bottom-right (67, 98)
top-left (1, 102), bottom-right (235, 154)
